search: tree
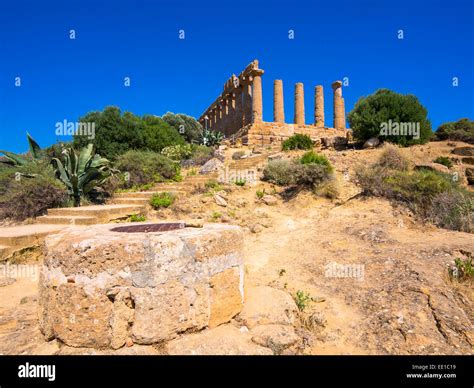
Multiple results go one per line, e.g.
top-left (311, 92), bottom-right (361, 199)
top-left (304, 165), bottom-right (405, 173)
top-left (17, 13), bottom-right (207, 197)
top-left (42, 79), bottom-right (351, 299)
top-left (348, 89), bottom-right (432, 146)
top-left (161, 112), bottom-right (203, 143)
top-left (73, 107), bottom-right (186, 159)
top-left (142, 115), bottom-right (186, 152)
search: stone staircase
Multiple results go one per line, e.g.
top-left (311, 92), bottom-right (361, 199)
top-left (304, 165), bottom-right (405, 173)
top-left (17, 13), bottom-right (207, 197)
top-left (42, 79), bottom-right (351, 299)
top-left (0, 173), bottom-right (225, 261)
top-left (110, 174), bottom-right (219, 207)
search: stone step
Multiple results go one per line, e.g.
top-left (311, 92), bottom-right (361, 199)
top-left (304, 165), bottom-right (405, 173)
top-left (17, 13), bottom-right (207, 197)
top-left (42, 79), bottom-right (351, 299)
top-left (112, 198), bottom-right (150, 205)
top-left (47, 204), bottom-right (143, 219)
top-left (114, 190), bottom-right (186, 199)
top-left (0, 224), bottom-right (66, 260)
top-left (36, 215), bottom-right (99, 225)
top-left (0, 224), bottom-right (65, 246)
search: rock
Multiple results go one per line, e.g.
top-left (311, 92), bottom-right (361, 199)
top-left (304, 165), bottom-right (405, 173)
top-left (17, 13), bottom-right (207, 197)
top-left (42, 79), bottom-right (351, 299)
top-left (216, 190), bottom-right (228, 199)
top-left (465, 167), bottom-right (474, 185)
top-left (462, 157), bottom-right (474, 166)
top-left (262, 195), bottom-right (278, 206)
top-left (214, 194), bottom-right (227, 207)
top-left (237, 286), bottom-right (298, 328)
top-left (39, 223), bottom-right (244, 348)
top-left (415, 163), bottom-right (450, 174)
top-left (452, 147), bottom-right (474, 156)
top-left (251, 324), bottom-right (301, 354)
top-left (0, 277), bottom-right (16, 287)
top-left (199, 158), bottom-right (224, 175)
top-left (218, 145), bottom-right (227, 151)
top-left (251, 224), bottom-right (263, 233)
top-left (363, 137), bottom-right (380, 149)
top-left (166, 324), bottom-right (273, 355)
top-left (236, 198), bottom-right (248, 208)
top-left (268, 153), bottom-right (284, 161)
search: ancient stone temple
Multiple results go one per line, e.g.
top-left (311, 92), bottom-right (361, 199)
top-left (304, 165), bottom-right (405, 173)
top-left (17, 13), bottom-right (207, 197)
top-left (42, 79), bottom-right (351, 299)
top-left (198, 60), bottom-right (349, 146)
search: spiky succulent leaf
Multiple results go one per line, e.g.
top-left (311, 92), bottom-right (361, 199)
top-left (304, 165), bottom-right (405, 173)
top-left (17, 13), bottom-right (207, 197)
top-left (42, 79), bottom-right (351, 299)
top-left (26, 133), bottom-right (42, 159)
top-left (0, 150), bottom-right (28, 166)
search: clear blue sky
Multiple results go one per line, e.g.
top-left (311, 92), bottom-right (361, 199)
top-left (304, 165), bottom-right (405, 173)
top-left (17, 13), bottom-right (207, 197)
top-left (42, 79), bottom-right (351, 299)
top-left (0, 0), bottom-right (472, 153)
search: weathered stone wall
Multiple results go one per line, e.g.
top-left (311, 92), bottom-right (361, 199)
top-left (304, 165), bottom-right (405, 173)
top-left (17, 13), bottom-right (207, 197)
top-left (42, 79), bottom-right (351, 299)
top-left (39, 223), bottom-right (244, 349)
top-left (241, 121), bottom-right (348, 147)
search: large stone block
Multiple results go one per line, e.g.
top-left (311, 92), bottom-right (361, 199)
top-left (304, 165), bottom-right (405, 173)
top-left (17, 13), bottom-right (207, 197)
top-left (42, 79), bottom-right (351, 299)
top-left (39, 223), bottom-right (244, 348)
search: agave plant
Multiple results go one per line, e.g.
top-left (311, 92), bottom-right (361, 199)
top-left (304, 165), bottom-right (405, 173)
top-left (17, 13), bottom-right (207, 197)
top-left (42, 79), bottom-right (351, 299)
top-left (0, 133), bottom-right (42, 166)
top-left (51, 144), bottom-right (114, 207)
top-left (199, 129), bottom-right (224, 146)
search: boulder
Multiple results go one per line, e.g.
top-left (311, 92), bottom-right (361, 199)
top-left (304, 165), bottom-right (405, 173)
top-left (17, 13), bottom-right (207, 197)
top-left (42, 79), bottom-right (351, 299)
top-left (363, 137), bottom-right (380, 149)
top-left (166, 324), bottom-right (273, 355)
top-left (237, 286), bottom-right (298, 328)
top-left (452, 147), bottom-right (474, 156)
top-left (465, 167), bottom-right (474, 185)
top-left (199, 158), bottom-right (224, 175)
top-left (250, 324), bottom-right (301, 354)
top-left (39, 223), bottom-right (245, 349)
top-left (214, 194), bottom-right (227, 207)
top-left (262, 195), bottom-right (278, 206)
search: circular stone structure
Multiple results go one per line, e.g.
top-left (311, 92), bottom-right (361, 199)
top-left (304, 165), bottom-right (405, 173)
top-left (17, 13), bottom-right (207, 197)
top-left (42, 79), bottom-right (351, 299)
top-left (39, 223), bottom-right (244, 349)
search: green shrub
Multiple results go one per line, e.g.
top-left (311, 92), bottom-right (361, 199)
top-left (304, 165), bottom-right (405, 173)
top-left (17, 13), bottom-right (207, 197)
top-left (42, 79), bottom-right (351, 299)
top-left (256, 189), bottom-right (266, 199)
top-left (235, 179), bottom-right (246, 186)
top-left (435, 118), bottom-right (474, 144)
top-left (150, 192), bottom-right (175, 209)
top-left (449, 256), bottom-right (474, 280)
top-left (115, 150), bottom-right (178, 189)
top-left (300, 151), bottom-right (333, 172)
top-left (348, 89), bottom-right (432, 146)
top-left (282, 134), bottom-right (313, 151)
top-left (161, 144), bottom-right (193, 162)
top-left (129, 213), bottom-right (146, 222)
top-left (0, 174), bottom-right (68, 221)
top-left (433, 156), bottom-right (453, 168)
top-left (356, 151), bottom-right (473, 232)
top-left (204, 179), bottom-right (221, 190)
top-left (182, 145), bottom-right (215, 167)
top-left (295, 290), bottom-right (312, 312)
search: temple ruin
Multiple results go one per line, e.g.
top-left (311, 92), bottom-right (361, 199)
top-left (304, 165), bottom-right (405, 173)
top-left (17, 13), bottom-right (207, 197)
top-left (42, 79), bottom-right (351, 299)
top-left (198, 60), bottom-right (349, 146)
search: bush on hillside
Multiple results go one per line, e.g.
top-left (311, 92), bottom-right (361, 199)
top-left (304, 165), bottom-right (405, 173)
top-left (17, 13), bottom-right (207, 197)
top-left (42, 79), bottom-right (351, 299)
top-left (348, 89), bottom-right (432, 146)
top-left (114, 150), bottom-right (178, 189)
top-left (435, 118), bottom-right (474, 144)
top-left (282, 134), bottom-right (313, 151)
top-left (355, 150), bottom-right (473, 232)
top-left (0, 173), bottom-right (68, 221)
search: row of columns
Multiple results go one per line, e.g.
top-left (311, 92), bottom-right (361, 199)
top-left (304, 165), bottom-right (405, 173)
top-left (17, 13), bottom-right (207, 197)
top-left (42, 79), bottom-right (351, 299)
top-left (202, 71), bottom-right (264, 135)
top-left (272, 80), bottom-right (345, 129)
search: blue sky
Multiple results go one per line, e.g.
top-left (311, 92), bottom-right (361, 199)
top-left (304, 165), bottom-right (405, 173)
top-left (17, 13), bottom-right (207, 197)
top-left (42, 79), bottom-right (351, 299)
top-left (0, 0), bottom-right (473, 153)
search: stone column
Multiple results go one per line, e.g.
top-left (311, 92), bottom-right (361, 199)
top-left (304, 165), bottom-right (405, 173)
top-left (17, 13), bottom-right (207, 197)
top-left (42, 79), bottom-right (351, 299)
top-left (243, 80), bottom-right (253, 125)
top-left (314, 85), bottom-right (324, 127)
top-left (252, 70), bottom-right (264, 122)
top-left (332, 80), bottom-right (345, 130)
top-left (234, 88), bottom-right (244, 130)
top-left (221, 99), bottom-right (228, 136)
top-left (294, 82), bottom-right (305, 126)
top-left (273, 79), bottom-right (285, 123)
